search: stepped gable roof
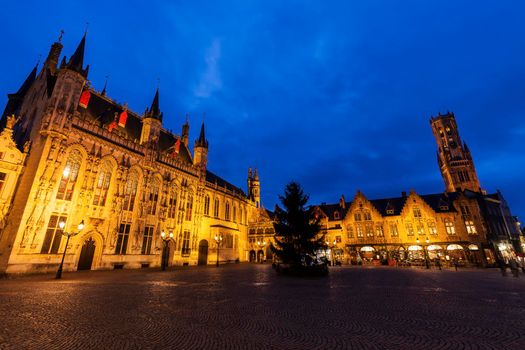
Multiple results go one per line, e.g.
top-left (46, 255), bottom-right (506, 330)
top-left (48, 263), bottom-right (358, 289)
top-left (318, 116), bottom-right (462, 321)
top-left (318, 203), bottom-right (349, 221)
top-left (206, 170), bottom-right (246, 197)
top-left (369, 196), bottom-right (408, 216)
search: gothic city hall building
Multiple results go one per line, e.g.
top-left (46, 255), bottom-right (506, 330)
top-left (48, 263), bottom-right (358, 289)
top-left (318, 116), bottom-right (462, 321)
top-left (0, 35), bottom-right (270, 274)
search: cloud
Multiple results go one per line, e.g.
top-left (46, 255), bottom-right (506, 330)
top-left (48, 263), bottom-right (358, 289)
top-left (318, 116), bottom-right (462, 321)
top-left (193, 39), bottom-right (222, 99)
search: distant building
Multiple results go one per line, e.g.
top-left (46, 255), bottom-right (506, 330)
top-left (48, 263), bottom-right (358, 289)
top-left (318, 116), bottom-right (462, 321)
top-left (0, 34), bottom-right (266, 274)
top-left (314, 112), bottom-right (521, 266)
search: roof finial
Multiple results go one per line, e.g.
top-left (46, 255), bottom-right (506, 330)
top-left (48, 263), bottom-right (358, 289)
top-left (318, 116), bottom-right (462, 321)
top-left (84, 22), bottom-right (89, 36)
top-left (101, 75), bottom-right (109, 96)
top-left (156, 77), bottom-right (160, 89)
top-left (58, 29), bottom-right (65, 42)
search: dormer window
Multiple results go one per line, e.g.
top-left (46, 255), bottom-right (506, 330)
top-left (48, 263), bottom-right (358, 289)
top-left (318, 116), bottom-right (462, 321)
top-left (334, 212), bottom-right (340, 220)
top-left (386, 209), bottom-right (394, 215)
top-left (439, 205), bottom-right (449, 211)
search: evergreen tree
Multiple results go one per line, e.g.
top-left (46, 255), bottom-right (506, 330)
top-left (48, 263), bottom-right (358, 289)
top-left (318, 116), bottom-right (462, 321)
top-left (271, 182), bottom-right (324, 265)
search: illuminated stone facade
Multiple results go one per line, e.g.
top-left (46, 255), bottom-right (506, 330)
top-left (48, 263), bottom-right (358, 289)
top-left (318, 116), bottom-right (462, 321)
top-left (316, 113), bottom-right (521, 266)
top-left (0, 35), bottom-right (265, 274)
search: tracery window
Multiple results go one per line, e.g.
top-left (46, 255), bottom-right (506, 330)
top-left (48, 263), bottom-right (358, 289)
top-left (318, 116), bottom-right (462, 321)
top-left (204, 195), bottom-right (210, 216)
top-left (168, 189), bottom-right (177, 219)
top-left (41, 215), bottom-right (67, 254)
top-left (147, 179), bottom-right (160, 215)
top-left (214, 198), bottom-right (220, 218)
top-left (57, 150), bottom-right (82, 201)
top-left (185, 193), bottom-right (193, 221)
top-left (122, 172), bottom-right (138, 212)
top-left (93, 161), bottom-right (112, 206)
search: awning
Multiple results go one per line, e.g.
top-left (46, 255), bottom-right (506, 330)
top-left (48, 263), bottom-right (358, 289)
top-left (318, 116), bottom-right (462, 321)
top-left (447, 244), bottom-right (463, 251)
top-left (360, 246), bottom-right (375, 252)
top-left (467, 244), bottom-right (479, 251)
top-left (427, 245), bottom-right (443, 251)
top-left (408, 245), bottom-right (423, 251)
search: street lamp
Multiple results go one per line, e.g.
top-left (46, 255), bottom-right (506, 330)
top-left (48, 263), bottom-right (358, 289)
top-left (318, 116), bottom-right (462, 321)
top-left (160, 231), bottom-right (174, 271)
top-left (325, 240), bottom-right (337, 266)
top-left (416, 236), bottom-right (430, 269)
top-left (214, 234), bottom-right (223, 267)
top-left (56, 220), bottom-right (84, 279)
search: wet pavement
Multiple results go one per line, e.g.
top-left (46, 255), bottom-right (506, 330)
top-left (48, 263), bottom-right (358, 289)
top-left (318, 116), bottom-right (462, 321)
top-left (0, 264), bottom-right (524, 349)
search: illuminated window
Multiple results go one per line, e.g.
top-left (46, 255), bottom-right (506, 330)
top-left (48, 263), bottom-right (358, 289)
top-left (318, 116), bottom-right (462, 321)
top-left (214, 198), bottom-right (220, 218)
top-left (181, 231), bottom-right (191, 255)
top-left (376, 225), bottom-right (384, 237)
top-left (365, 223), bottom-right (373, 237)
top-left (428, 221), bottom-right (438, 235)
top-left (335, 235), bottom-right (342, 243)
top-left (168, 190), bottom-right (177, 219)
top-left (141, 226), bottom-right (154, 255)
top-left (406, 223), bottom-right (414, 236)
top-left (225, 202), bottom-right (230, 221)
top-left (185, 194), bottom-right (193, 221)
top-left (93, 161), bottom-right (112, 206)
top-left (347, 225), bottom-right (353, 238)
top-left (356, 224), bottom-right (363, 238)
top-left (417, 223), bottom-right (425, 235)
top-left (0, 172), bottom-right (6, 194)
top-left (122, 174), bottom-right (138, 212)
top-left (445, 219), bottom-right (456, 235)
top-left (147, 179), bottom-right (160, 215)
top-left (204, 195), bottom-right (210, 216)
top-left (41, 215), bottom-right (67, 254)
top-left (390, 223), bottom-right (399, 237)
top-left (115, 223), bottom-right (131, 254)
top-left (57, 150), bottom-right (82, 201)
top-left (465, 220), bottom-right (477, 234)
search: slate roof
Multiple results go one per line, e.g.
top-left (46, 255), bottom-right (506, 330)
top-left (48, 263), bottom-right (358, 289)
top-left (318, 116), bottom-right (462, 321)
top-left (206, 170), bottom-right (247, 197)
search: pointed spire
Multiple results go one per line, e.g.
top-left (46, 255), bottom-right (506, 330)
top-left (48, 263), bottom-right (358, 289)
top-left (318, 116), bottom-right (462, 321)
top-left (101, 76), bottom-right (108, 96)
top-left (66, 33), bottom-right (89, 77)
top-left (145, 88), bottom-right (162, 120)
top-left (195, 121), bottom-right (208, 148)
top-left (14, 64), bottom-right (38, 96)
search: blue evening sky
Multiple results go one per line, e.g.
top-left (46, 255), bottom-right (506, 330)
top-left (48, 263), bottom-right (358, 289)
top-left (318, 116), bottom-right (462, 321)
top-left (1, 1), bottom-right (524, 220)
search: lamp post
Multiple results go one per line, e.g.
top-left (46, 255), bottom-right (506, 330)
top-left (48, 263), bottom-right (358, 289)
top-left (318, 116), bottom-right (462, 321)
top-left (56, 220), bottom-right (84, 279)
top-left (214, 234), bottom-right (223, 267)
top-left (417, 236), bottom-right (430, 269)
top-left (325, 240), bottom-right (337, 266)
top-left (160, 231), bottom-right (174, 271)
top-left (257, 240), bottom-right (267, 263)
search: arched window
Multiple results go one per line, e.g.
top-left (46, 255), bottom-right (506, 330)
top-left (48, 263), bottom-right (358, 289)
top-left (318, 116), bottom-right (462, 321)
top-left (239, 207), bottom-right (243, 224)
top-left (185, 193), bottom-right (193, 221)
top-left (204, 195), bottom-right (210, 216)
top-left (168, 187), bottom-right (178, 219)
top-left (122, 172), bottom-right (138, 212)
top-left (147, 178), bottom-right (160, 215)
top-left (225, 202), bottom-right (230, 221)
top-left (214, 198), bottom-right (220, 218)
top-left (233, 205), bottom-right (237, 223)
top-left (57, 150), bottom-right (82, 201)
top-left (93, 160), bottom-right (112, 206)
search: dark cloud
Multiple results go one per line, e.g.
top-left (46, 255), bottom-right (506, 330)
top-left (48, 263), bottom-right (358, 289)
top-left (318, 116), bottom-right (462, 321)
top-left (0, 1), bottom-right (523, 219)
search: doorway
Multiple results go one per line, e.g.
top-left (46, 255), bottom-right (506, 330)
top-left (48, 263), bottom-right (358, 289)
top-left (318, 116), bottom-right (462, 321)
top-left (78, 238), bottom-right (96, 271)
top-left (198, 240), bottom-right (209, 265)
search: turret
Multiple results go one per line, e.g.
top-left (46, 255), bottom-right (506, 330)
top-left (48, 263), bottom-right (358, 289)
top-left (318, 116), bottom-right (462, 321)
top-left (60, 32), bottom-right (89, 77)
top-left (181, 116), bottom-right (189, 146)
top-left (430, 112), bottom-right (481, 193)
top-left (247, 167), bottom-right (261, 208)
top-left (43, 31), bottom-right (64, 73)
top-left (193, 122), bottom-right (208, 168)
top-left (140, 88), bottom-right (163, 144)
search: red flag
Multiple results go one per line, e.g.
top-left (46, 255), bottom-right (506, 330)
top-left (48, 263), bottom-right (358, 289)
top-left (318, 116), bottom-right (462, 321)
top-left (118, 110), bottom-right (128, 127)
top-left (171, 139), bottom-right (181, 157)
top-left (108, 120), bottom-right (117, 132)
top-left (79, 90), bottom-right (91, 108)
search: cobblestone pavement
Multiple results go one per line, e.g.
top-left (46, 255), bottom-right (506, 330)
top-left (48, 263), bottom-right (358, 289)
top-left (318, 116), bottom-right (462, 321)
top-left (1, 265), bottom-right (525, 350)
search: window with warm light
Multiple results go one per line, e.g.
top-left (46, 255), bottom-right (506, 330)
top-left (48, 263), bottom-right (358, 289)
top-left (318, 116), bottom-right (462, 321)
top-left (445, 219), bottom-right (456, 235)
top-left (356, 224), bottom-right (363, 238)
top-left (57, 150), bottom-right (82, 201)
top-left (465, 220), bottom-right (477, 234)
top-left (0, 172), bottom-right (6, 195)
top-left (390, 223), bottom-right (399, 237)
top-left (406, 223), bottom-right (414, 236)
top-left (41, 215), bottom-right (67, 254)
top-left (93, 161), bottom-right (112, 206)
top-left (185, 194), bottom-right (193, 221)
top-left (376, 225), bottom-right (384, 237)
top-left (122, 174), bottom-right (138, 212)
top-left (428, 221), bottom-right (438, 235)
top-left (147, 179), bottom-right (160, 215)
top-left (168, 190), bottom-right (177, 219)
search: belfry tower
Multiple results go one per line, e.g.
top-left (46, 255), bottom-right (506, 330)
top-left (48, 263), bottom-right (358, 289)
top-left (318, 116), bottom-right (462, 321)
top-left (247, 168), bottom-right (261, 208)
top-left (430, 112), bottom-right (481, 193)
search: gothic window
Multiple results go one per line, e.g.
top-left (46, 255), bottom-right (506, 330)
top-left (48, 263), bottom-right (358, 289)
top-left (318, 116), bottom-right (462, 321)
top-left (233, 206), bottom-right (237, 223)
top-left (214, 198), bottom-right (220, 218)
top-left (122, 173), bottom-right (138, 212)
top-left (376, 225), bottom-right (384, 237)
top-left (185, 193), bottom-right (193, 221)
top-left (356, 224), bottom-right (363, 238)
top-left (181, 230), bottom-right (191, 255)
top-left (406, 223), bottom-right (414, 236)
top-left (115, 223), bottom-right (131, 254)
top-left (239, 207), bottom-right (243, 224)
top-left (57, 150), bottom-right (82, 201)
top-left (364, 211), bottom-right (372, 221)
top-left (445, 219), bottom-right (456, 235)
top-left (204, 195), bottom-right (210, 216)
top-left (41, 215), bottom-right (67, 254)
top-left (147, 179), bottom-right (160, 215)
top-left (0, 172), bottom-right (6, 195)
top-left (93, 161), bottom-right (112, 206)
top-left (354, 213), bottom-right (362, 221)
top-left (428, 221), bottom-right (438, 235)
top-left (465, 221), bottom-right (477, 234)
top-left (390, 223), bottom-right (399, 237)
top-left (365, 223), bottom-right (373, 237)
top-left (141, 225), bottom-right (154, 255)
top-left (225, 202), bottom-right (231, 221)
top-left (168, 189), bottom-right (177, 219)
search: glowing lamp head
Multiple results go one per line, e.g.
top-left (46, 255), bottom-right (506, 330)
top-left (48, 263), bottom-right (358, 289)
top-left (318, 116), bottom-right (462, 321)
top-left (169, 232), bottom-right (174, 238)
top-left (59, 221), bottom-right (66, 230)
top-left (416, 237), bottom-right (420, 244)
top-left (77, 220), bottom-right (85, 231)
top-left (161, 231), bottom-right (166, 238)
top-left (425, 237), bottom-right (430, 244)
